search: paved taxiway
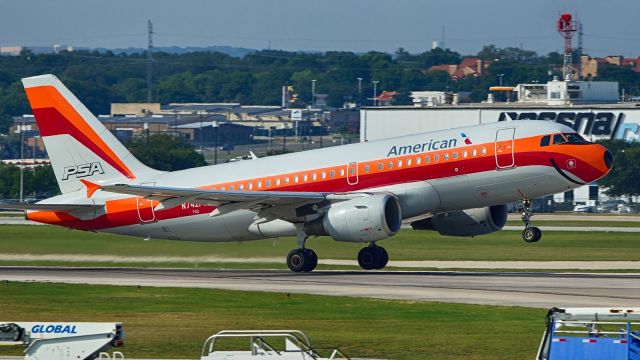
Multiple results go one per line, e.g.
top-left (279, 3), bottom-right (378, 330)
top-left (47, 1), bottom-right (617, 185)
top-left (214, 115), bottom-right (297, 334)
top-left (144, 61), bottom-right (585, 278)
top-left (2, 267), bottom-right (638, 308)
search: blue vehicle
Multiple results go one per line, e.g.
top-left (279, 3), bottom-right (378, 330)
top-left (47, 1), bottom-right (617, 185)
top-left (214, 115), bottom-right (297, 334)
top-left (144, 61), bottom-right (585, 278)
top-left (538, 307), bottom-right (640, 360)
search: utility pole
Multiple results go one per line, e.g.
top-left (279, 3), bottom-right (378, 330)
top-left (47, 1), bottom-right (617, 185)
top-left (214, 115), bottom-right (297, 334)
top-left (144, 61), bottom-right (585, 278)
top-left (146, 19), bottom-right (154, 103)
top-left (357, 77), bottom-right (363, 105)
top-left (372, 80), bottom-right (379, 106)
top-left (311, 79), bottom-right (316, 108)
top-left (19, 118), bottom-right (24, 203)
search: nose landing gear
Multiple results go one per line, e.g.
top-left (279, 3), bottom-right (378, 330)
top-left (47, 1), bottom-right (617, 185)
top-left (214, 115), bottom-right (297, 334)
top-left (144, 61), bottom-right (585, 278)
top-left (520, 199), bottom-right (542, 243)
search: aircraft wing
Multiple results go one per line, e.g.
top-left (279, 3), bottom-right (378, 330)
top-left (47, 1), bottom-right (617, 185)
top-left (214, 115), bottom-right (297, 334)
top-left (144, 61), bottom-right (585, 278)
top-left (101, 184), bottom-right (352, 220)
top-left (0, 203), bottom-right (101, 211)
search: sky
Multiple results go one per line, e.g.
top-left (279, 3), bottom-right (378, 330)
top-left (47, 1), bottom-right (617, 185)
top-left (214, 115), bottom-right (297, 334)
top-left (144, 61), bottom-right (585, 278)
top-left (1, 0), bottom-right (639, 57)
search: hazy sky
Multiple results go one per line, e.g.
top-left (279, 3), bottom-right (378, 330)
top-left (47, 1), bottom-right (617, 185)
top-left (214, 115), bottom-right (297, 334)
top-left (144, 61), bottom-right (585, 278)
top-left (2, 0), bottom-right (639, 57)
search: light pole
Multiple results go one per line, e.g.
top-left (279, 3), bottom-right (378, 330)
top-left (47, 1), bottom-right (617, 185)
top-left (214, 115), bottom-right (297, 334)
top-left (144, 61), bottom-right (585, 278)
top-left (212, 121), bottom-right (219, 165)
top-left (19, 118), bottom-right (24, 203)
top-left (372, 80), bottom-right (379, 106)
top-left (311, 79), bottom-right (316, 108)
top-left (498, 73), bottom-right (504, 86)
top-left (357, 77), bottom-right (363, 105)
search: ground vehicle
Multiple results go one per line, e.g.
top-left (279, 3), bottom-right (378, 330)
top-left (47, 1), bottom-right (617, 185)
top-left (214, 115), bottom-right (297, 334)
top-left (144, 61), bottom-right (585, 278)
top-left (537, 307), bottom-right (640, 360)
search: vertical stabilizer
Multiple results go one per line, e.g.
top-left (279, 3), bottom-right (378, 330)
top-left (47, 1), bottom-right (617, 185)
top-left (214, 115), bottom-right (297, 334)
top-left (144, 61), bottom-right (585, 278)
top-left (22, 74), bottom-right (162, 194)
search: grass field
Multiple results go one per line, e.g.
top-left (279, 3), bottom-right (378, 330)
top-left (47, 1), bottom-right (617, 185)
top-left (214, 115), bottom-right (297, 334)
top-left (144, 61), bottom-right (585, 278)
top-left (0, 225), bottom-right (639, 265)
top-left (0, 281), bottom-right (545, 360)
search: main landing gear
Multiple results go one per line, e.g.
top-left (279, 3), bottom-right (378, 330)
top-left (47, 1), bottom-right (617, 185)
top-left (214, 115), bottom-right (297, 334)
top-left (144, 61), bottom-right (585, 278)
top-left (357, 243), bottom-right (389, 270)
top-left (520, 199), bottom-right (542, 243)
top-left (287, 228), bottom-right (318, 272)
top-left (286, 228), bottom-right (391, 273)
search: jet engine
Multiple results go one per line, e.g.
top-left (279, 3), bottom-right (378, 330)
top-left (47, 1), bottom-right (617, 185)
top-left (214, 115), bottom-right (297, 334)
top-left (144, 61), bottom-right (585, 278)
top-left (305, 194), bottom-right (402, 242)
top-left (411, 204), bottom-right (508, 237)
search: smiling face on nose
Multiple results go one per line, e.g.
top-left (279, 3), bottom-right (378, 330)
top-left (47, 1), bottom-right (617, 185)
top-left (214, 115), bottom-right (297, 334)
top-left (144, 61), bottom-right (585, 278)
top-left (542, 132), bottom-right (613, 185)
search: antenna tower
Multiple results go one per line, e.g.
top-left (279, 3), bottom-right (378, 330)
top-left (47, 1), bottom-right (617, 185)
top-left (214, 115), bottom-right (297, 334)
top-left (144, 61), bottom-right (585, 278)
top-left (557, 13), bottom-right (577, 80)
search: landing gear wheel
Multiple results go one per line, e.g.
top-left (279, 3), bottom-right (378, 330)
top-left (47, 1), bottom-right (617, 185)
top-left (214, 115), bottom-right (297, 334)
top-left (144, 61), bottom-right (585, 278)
top-left (522, 227), bottom-right (542, 243)
top-left (357, 245), bottom-right (389, 270)
top-left (357, 247), bottom-right (378, 270)
top-left (304, 249), bottom-right (318, 272)
top-left (287, 249), bottom-right (307, 272)
top-left (287, 249), bottom-right (318, 273)
top-left (374, 246), bottom-right (389, 269)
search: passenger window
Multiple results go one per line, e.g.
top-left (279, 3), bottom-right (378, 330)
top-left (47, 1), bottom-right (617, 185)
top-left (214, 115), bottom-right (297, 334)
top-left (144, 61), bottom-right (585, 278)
top-left (481, 147), bottom-right (487, 155)
top-left (388, 161), bottom-right (393, 169)
top-left (452, 152), bottom-right (458, 159)
top-left (350, 167), bottom-right (356, 175)
top-left (472, 149), bottom-right (477, 157)
top-left (303, 174), bottom-right (308, 182)
top-left (229, 185), bottom-right (234, 190)
top-left (266, 180), bottom-right (271, 187)
top-left (540, 135), bottom-right (551, 147)
top-left (416, 157), bottom-right (421, 165)
top-left (397, 160), bottom-right (403, 168)
top-left (321, 171), bottom-right (326, 179)
top-left (330, 170), bottom-right (335, 178)
top-left (425, 156), bottom-right (430, 163)
top-left (378, 163), bottom-right (384, 170)
top-left (275, 179), bottom-right (281, 186)
top-left (434, 154), bottom-right (440, 162)
top-left (294, 176), bottom-right (299, 183)
top-left (444, 153), bottom-right (449, 161)
top-left (406, 159), bottom-right (412, 166)
top-left (340, 169), bottom-right (345, 176)
top-left (462, 150), bottom-right (468, 158)
top-left (248, 183), bottom-right (253, 190)
top-left (364, 165), bottom-right (370, 172)
top-left (257, 181), bottom-right (262, 189)
top-left (239, 184), bottom-right (244, 190)
top-left (284, 177), bottom-right (289, 184)
top-left (312, 173), bottom-right (317, 181)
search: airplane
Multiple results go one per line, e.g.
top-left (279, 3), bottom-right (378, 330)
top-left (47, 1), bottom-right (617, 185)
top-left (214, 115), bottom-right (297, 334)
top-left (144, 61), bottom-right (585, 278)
top-left (1, 74), bottom-right (613, 272)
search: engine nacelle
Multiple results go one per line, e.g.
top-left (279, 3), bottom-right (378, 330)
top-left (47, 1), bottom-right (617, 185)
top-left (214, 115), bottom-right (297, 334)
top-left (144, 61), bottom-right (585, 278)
top-left (305, 194), bottom-right (402, 242)
top-left (411, 204), bottom-right (508, 237)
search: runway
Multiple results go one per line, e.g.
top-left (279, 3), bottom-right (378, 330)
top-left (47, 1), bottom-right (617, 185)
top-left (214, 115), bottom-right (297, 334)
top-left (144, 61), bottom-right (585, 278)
top-left (2, 267), bottom-right (639, 308)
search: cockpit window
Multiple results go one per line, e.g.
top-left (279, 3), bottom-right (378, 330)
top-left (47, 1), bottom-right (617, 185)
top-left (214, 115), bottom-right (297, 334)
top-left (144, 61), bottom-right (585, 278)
top-left (563, 132), bottom-right (591, 144)
top-left (540, 135), bottom-right (550, 147)
top-left (553, 133), bottom-right (567, 145)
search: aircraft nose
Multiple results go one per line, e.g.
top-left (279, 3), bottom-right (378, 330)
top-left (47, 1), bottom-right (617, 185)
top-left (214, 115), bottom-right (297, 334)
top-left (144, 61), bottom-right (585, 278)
top-left (604, 149), bottom-right (614, 170)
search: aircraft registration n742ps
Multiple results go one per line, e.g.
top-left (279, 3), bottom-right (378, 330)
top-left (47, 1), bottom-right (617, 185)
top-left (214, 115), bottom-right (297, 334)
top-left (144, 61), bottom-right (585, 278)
top-left (2, 74), bottom-right (613, 272)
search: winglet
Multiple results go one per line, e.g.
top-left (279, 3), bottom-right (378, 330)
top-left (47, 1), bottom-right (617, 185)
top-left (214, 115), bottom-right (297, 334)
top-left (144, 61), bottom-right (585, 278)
top-left (80, 179), bottom-right (101, 198)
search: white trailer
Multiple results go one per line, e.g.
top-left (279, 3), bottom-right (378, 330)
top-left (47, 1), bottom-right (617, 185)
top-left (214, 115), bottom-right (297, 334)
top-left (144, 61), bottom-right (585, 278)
top-left (0, 322), bottom-right (124, 360)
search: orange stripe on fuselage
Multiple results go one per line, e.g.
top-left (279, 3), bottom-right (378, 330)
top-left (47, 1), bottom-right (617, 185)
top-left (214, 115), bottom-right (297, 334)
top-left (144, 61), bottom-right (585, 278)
top-left (25, 85), bottom-right (135, 179)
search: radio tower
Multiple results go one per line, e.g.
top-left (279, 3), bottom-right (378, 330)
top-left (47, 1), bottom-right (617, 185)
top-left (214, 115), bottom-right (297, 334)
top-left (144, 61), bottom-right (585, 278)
top-left (557, 13), bottom-right (577, 80)
top-left (146, 20), bottom-right (154, 103)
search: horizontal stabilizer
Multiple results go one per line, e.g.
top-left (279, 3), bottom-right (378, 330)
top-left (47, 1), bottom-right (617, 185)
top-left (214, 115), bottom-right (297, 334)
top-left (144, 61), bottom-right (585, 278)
top-left (0, 203), bottom-right (101, 211)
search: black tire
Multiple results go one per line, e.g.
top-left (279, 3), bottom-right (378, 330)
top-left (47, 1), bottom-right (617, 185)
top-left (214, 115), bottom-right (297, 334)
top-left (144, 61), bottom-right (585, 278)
top-left (522, 227), bottom-right (542, 243)
top-left (375, 247), bottom-right (389, 269)
top-left (287, 249), bottom-right (307, 272)
top-left (531, 227), bottom-right (542, 242)
top-left (358, 247), bottom-right (378, 270)
top-left (303, 249), bottom-right (318, 272)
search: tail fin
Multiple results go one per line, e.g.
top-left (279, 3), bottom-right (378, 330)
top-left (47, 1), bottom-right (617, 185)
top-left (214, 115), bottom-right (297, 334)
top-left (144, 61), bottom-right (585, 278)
top-left (22, 74), bottom-right (161, 194)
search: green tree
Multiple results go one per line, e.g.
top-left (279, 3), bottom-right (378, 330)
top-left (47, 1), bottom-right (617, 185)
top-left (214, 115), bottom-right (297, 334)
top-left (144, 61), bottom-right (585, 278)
top-left (596, 140), bottom-right (640, 198)
top-left (127, 134), bottom-right (206, 171)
